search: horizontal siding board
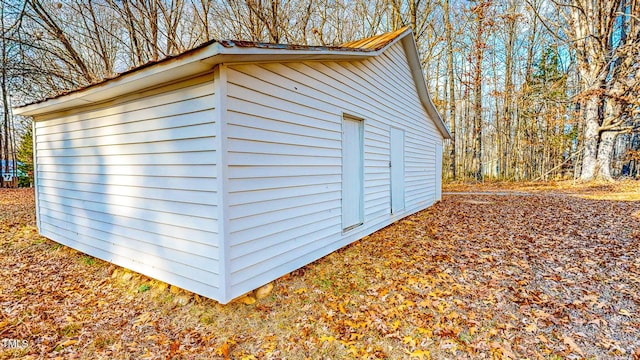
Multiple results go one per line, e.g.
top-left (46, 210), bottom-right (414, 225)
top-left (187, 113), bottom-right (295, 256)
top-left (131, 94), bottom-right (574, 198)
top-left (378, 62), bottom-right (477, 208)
top-left (227, 206), bottom-right (420, 292)
top-left (324, 55), bottom-right (440, 145)
top-left (228, 138), bottom-right (338, 158)
top-left (365, 186), bottom-right (389, 198)
top-left (37, 192), bottom-right (216, 229)
top-left (228, 152), bottom-right (340, 167)
top-left (324, 61), bottom-right (424, 123)
top-left (36, 151), bottom-right (216, 166)
top-left (36, 167), bottom-right (216, 181)
top-left (38, 122), bottom-right (215, 150)
top-left (288, 62), bottom-right (409, 127)
top-left (228, 165), bottom-right (338, 179)
top-left (266, 62), bottom-right (380, 120)
top-left (37, 178), bottom-right (216, 205)
top-left (365, 180), bottom-right (390, 191)
top-left (348, 50), bottom-right (421, 115)
top-left (37, 137), bottom-right (215, 157)
top-left (228, 174), bottom-right (341, 193)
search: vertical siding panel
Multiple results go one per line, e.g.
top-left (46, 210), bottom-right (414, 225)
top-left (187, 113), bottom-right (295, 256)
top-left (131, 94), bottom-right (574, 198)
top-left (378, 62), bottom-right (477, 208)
top-left (33, 75), bottom-right (222, 300)
top-left (225, 41), bottom-right (444, 299)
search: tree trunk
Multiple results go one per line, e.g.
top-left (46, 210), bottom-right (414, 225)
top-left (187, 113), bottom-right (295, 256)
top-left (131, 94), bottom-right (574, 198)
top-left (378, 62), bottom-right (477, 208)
top-left (501, 1), bottom-right (516, 179)
top-left (596, 131), bottom-right (617, 180)
top-left (1, 3), bottom-right (8, 187)
top-left (471, 2), bottom-right (489, 181)
top-left (443, 0), bottom-right (456, 180)
top-left (580, 95), bottom-right (601, 181)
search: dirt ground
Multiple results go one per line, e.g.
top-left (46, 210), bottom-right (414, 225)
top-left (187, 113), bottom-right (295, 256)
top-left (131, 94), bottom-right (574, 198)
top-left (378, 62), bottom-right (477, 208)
top-left (1, 182), bottom-right (639, 359)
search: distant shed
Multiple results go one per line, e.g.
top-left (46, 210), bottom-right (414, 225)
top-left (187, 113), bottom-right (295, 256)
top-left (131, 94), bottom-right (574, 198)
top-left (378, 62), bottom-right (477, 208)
top-left (14, 27), bottom-right (450, 304)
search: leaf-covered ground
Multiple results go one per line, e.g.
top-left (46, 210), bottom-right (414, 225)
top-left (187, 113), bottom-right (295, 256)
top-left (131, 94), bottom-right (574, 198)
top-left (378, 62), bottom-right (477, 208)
top-left (1, 183), bottom-right (639, 359)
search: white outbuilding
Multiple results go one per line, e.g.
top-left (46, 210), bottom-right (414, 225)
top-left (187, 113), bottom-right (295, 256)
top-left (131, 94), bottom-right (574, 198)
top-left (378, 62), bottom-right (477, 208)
top-left (15, 27), bottom-right (450, 304)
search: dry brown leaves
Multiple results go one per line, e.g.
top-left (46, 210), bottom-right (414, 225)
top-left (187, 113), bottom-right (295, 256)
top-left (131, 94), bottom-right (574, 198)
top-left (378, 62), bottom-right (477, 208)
top-left (444, 179), bottom-right (640, 197)
top-left (1, 185), bottom-right (639, 359)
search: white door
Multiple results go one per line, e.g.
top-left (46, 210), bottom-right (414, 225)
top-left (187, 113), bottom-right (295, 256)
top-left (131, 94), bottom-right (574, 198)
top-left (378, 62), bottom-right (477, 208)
top-left (390, 127), bottom-right (405, 214)
top-left (342, 116), bottom-right (364, 230)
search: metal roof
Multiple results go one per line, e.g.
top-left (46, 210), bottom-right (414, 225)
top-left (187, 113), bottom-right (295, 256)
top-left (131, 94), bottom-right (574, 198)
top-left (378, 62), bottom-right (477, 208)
top-left (14, 26), bottom-right (450, 139)
top-left (16, 29), bottom-right (410, 110)
top-left (340, 27), bottom-right (409, 50)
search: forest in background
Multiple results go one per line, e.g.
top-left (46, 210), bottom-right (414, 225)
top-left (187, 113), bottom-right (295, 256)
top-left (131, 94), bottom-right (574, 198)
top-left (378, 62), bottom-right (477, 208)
top-left (0, 0), bottom-right (638, 185)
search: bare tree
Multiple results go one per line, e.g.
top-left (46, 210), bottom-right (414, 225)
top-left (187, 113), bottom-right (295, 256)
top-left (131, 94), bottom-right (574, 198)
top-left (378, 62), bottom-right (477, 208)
top-left (443, 0), bottom-right (457, 180)
top-left (470, 1), bottom-right (493, 180)
top-left (548, 0), bottom-right (640, 180)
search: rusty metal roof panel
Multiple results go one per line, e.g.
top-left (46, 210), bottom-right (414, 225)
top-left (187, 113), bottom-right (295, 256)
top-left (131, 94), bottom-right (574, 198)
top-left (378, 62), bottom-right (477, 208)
top-left (340, 27), bottom-right (409, 51)
top-left (217, 39), bottom-right (370, 52)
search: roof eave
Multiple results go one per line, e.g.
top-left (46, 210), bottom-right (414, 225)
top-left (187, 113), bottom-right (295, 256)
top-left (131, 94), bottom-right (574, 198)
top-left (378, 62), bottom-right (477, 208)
top-left (14, 44), bottom-right (376, 117)
top-left (399, 34), bottom-right (452, 140)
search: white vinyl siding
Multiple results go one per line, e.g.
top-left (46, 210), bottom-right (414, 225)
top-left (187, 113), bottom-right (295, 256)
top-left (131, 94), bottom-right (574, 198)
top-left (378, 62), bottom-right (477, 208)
top-left (223, 41), bottom-right (442, 298)
top-left (435, 141), bottom-right (443, 201)
top-left (33, 75), bottom-right (221, 299)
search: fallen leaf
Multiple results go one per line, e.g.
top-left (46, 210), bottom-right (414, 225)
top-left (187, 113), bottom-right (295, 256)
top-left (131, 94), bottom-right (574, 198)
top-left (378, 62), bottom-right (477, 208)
top-left (524, 322), bottom-right (538, 333)
top-left (319, 335), bottom-right (336, 343)
top-left (216, 342), bottom-right (230, 360)
top-left (408, 349), bottom-right (430, 359)
top-left (618, 309), bottom-right (632, 316)
top-left (563, 336), bottom-right (584, 356)
top-left (255, 283), bottom-right (274, 299)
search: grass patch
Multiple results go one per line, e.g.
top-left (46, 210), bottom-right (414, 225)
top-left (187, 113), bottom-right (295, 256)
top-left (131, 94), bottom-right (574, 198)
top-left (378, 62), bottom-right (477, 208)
top-left (60, 323), bottom-right (81, 337)
top-left (81, 255), bottom-right (96, 266)
top-left (91, 334), bottom-right (116, 351)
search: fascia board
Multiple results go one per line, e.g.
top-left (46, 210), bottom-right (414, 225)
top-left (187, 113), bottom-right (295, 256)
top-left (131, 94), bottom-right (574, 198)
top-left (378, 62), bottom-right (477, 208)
top-left (400, 34), bottom-right (452, 139)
